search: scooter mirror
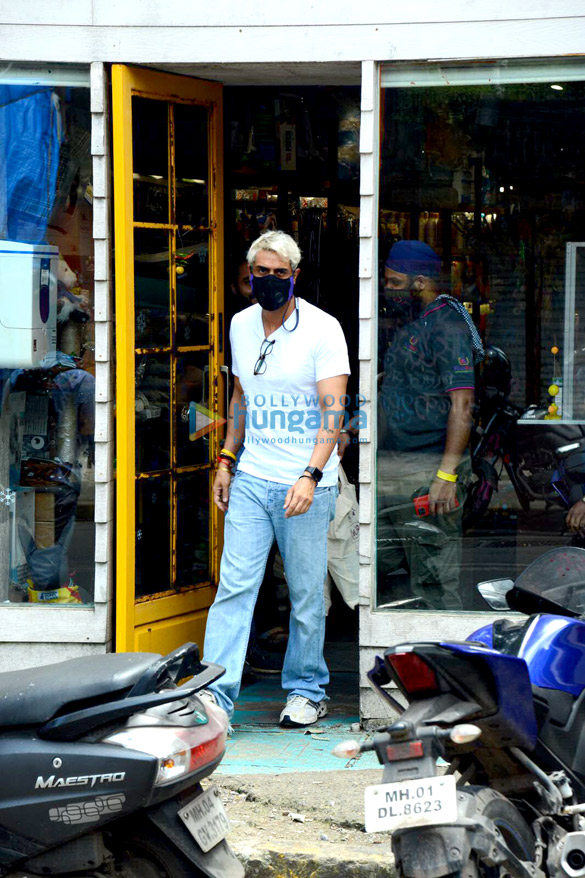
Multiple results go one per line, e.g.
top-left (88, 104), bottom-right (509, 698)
top-left (477, 578), bottom-right (514, 610)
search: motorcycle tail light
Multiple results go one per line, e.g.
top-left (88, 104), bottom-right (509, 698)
top-left (103, 701), bottom-right (228, 785)
top-left (386, 652), bottom-right (440, 697)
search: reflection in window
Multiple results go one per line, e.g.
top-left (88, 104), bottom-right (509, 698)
top-left (0, 80), bottom-right (94, 605)
top-left (377, 68), bottom-right (585, 612)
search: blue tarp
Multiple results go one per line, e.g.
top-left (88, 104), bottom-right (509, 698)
top-left (0, 85), bottom-right (61, 243)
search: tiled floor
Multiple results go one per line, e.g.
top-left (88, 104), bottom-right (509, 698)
top-left (215, 639), bottom-right (380, 775)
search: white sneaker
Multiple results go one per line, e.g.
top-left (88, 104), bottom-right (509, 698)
top-left (280, 695), bottom-right (328, 728)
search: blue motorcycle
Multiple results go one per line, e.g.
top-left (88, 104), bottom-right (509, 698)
top-left (335, 546), bottom-right (585, 878)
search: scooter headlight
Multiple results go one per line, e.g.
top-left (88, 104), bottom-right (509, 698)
top-left (103, 700), bottom-right (228, 785)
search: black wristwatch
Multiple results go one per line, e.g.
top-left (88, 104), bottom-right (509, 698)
top-left (303, 466), bottom-right (323, 484)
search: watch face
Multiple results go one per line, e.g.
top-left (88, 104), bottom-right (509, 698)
top-left (305, 466), bottom-right (323, 483)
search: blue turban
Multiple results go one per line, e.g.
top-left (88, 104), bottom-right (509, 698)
top-left (385, 240), bottom-right (442, 278)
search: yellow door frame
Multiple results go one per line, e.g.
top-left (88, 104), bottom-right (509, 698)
top-left (112, 65), bottom-right (224, 652)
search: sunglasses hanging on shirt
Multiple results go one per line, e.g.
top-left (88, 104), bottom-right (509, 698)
top-left (253, 338), bottom-right (276, 375)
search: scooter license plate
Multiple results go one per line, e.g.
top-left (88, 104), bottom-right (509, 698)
top-left (364, 774), bottom-right (457, 833)
top-left (178, 786), bottom-right (230, 853)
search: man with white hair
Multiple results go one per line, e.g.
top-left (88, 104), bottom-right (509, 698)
top-left (201, 230), bottom-right (350, 727)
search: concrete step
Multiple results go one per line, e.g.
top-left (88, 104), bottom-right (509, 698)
top-left (211, 769), bottom-right (395, 878)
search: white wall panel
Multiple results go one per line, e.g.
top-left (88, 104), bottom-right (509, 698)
top-left (90, 0), bottom-right (585, 28)
top-left (0, 0), bottom-right (92, 25)
top-left (2, 0), bottom-right (583, 27)
top-left (0, 603), bottom-right (110, 643)
top-left (0, 642), bottom-right (109, 673)
top-left (2, 19), bottom-right (585, 66)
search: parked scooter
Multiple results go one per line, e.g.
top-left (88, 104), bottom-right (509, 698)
top-left (334, 546), bottom-right (585, 878)
top-left (0, 641), bottom-right (243, 878)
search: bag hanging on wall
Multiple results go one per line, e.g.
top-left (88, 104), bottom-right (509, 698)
top-left (325, 464), bottom-right (359, 613)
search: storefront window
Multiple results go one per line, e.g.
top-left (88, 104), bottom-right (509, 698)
top-left (0, 74), bottom-right (94, 605)
top-left (377, 61), bottom-right (585, 611)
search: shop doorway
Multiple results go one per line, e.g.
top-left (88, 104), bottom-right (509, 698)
top-left (222, 84), bottom-right (361, 665)
top-left (112, 66), bottom-right (225, 653)
top-left (112, 68), bottom-right (361, 657)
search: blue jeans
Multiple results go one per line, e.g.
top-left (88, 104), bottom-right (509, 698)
top-left (203, 471), bottom-right (337, 718)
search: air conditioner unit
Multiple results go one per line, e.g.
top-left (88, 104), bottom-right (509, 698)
top-left (0, 240), bottom-right (58, 368)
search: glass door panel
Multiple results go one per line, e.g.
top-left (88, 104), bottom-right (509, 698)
top-left (134, 228), bottom-right (171, 349)
top-left (174, 103), bottom-right (209, 227)
top-left (132, 97), bottom-right (170, 224)
top-left (176, 472), bottom-right (210, 587)
top-left (113, 65), bottom-right (223, 653)
top-left (176, 230), bottom-right (210, 347)
top-left (135, 354), bottom-right (171, 473)
top-left (176, 351), bottom-right (210, 468)
top-left (136, 477), bottom-right (171, 598)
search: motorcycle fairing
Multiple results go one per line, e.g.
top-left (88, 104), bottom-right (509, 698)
top-left (0, 734), bottom-right (155, 858)
top-left (384, 642), bottom-right (537, 750)
top-left (470, 615), bottom-right (585, 696)
top-left (439, 642), bottom-right (538, 750)
top-left (515, 615), bottom-right (585, 695)
top-left (532, 685), bottom-right (585, 796)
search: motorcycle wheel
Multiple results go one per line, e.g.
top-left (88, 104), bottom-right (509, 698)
top-left (110, 825), bottom-right (205, 878)
top-left (395, 786), bottom-right (535, 878)
top-left (472, 786), bottom-right (535, 862)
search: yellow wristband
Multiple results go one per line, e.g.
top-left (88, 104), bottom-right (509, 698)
top-left (217, 464), bottom-right (232, 474)
top-left (220, 448), bottom-right (237, 462)
top-left (436, 469), bottom-right (458, 483)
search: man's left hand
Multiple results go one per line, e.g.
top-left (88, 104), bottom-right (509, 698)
top-left (429, 476), bottom-right (458, 515)
top-left (284, 477), bottom-right (316, 518)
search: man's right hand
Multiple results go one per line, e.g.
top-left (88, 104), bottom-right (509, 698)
top-left (429, 476), bottom-right (458, 515)
top-left (567, 498), bottom-right (585, 533)
top-left (213, 469), bottom-right (232, 512)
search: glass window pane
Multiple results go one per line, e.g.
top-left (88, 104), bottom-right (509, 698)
top-left (132, 96), bottom-right (169, 223)
top-left (176, 230), bottom-right (209, 346)
top-left (136, 355), bottom-right (170, 473)
top-left (136, 477), bottom-right (170, 597)
top-left (0, 82), bottom-right (95, 605)
top-left (377, 72), bottom-right (585, 612)
top-left (176, 471), bottom-right (210, 587)
top-left (176, 351), bottom-right (210, 468)
top-left (135, 228), bottom-right (171, 349)
top-left (174, 103), bottom-right (209, 227)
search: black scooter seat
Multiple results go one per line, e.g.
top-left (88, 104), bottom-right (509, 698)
top-left (0, 653), bottom-right (160, 727)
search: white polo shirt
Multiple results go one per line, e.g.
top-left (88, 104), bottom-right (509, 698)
top-left (230, 298), bottom-right (350, 487)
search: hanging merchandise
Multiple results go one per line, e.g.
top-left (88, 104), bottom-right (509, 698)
top-left (18, 515), bottom-right (78, 597)
top-left (296, 201), bottom-right (326, 304)
top-left (279, 123), bottom-right (296, 171)
top-left (0, 86), bottom-right (62, 243)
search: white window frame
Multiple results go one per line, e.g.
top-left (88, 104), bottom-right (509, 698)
top-left (0, 63), bottom-right (113, 650)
